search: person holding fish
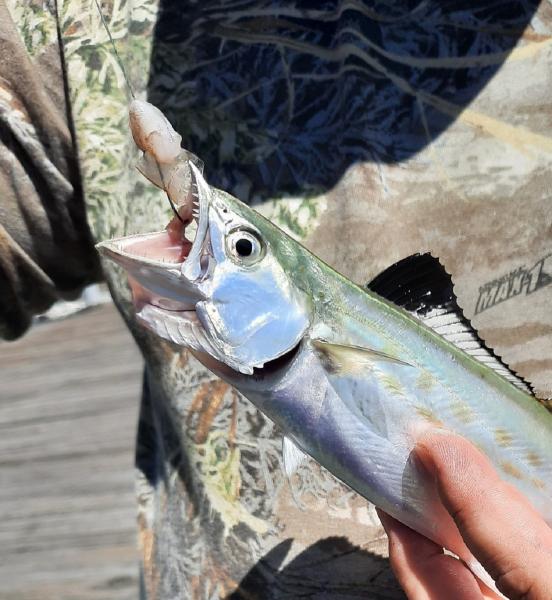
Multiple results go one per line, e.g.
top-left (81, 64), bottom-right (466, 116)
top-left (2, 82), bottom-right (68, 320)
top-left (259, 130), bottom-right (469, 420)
top-left (1, 1), bottom-right (552, 599)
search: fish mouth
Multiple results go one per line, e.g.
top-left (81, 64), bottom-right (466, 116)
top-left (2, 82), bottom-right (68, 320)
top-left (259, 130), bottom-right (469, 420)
top-left (97, 164), bottom-right (279, 377)
top-left (97, 163), bottom-right (210, 307)
top-left (97, 228), bottom-right (205, 312)
top-left (97, 207), bottom-right (304, 380)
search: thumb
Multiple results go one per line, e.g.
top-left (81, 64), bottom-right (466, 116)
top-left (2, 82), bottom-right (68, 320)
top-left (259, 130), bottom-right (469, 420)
top-left (415, 432), bottom-right (552, 600)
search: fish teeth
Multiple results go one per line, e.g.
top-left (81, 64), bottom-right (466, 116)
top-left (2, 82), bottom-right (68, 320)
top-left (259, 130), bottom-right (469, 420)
top-left (191, 192), bottom-right (200, 219)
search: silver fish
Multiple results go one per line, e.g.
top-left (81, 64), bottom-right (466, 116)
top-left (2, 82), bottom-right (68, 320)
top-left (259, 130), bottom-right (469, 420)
top-left (98, 101), bottom-right (552, 590)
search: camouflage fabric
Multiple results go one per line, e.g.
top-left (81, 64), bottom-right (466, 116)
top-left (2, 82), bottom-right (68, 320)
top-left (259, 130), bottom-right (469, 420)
top-left (0, 0), bottom-right (101, 339)
top-left (4, 1), bottom-right (552, 599)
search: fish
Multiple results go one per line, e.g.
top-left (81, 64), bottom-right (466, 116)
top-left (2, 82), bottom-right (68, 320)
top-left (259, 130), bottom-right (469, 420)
top-left (97, 100), bottom-right (552, 591)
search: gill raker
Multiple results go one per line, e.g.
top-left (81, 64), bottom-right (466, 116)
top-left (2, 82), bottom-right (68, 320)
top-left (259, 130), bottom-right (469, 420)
top-left (97, 100), bottom-right (552, 591)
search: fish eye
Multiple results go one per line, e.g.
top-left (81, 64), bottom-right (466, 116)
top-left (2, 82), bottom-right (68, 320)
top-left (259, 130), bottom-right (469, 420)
top-left (226, 228), bottom-right (265, 265)
top-left (235, 237), bottom-right (253, 257)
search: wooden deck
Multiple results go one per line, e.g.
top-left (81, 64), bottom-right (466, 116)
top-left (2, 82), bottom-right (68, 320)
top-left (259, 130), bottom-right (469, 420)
top-left (0, 304), bottom-right (143, 600)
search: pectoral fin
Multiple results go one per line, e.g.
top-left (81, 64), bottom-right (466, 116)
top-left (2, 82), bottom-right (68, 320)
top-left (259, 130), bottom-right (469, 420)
top-left (282, 436), bottom-right (309, 478)
top-left (312, 338), bottom-right (413, 375)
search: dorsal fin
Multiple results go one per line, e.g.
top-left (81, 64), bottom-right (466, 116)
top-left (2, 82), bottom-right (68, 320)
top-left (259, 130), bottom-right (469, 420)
top-left (367, 253), bottom-right (534, 395)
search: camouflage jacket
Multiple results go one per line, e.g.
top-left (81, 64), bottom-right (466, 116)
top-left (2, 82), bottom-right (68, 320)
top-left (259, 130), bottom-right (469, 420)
top-left (3, 1), bottom-right (552, 598)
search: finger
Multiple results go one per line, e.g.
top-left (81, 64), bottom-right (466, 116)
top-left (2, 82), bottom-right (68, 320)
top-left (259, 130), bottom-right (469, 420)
top-left (378, 509), bottom-right (486, 600)
top-left (416, 432), bottom-right (552, 600)
top-left (378, 510), bottom-right (503, 600)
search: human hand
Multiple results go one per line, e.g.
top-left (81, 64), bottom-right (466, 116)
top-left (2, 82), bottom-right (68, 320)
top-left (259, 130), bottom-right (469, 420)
top-left (378, 432), bottom-right (552, 600)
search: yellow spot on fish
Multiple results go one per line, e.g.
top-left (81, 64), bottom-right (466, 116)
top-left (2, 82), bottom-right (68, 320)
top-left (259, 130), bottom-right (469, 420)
top-left (501, 461), bottom-right (523, 480)
top-left (525, 452), bottom-right (543, 468)
top-left (416, 371), bottom-right (435, 392)
top-left (531, 478), bottom-right (546, 490)
top-left (415, 406), bottom-right (444, 428)
top-left (450, 401), bottom-right (475, 424)
top-left (494, 428), bottom-right (513, 447)
top-left (379, 373), bottom-right (404, 396)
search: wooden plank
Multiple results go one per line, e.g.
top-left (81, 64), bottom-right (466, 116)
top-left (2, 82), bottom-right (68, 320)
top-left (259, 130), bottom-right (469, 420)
top-left (0, 304), bottom-right (143, 600)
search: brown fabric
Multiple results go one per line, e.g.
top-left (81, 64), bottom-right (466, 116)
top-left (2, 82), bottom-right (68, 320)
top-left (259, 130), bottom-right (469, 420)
top-left (0, 1), bottom-right (101, 340)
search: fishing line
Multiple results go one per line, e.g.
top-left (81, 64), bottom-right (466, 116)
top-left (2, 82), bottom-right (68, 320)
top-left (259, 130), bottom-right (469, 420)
top-left (166, 188), bottom-right (185, 225)
top-left (93, 0), bottom-right (135, 99)
top-left (93, 0), bottom-right (187, 226)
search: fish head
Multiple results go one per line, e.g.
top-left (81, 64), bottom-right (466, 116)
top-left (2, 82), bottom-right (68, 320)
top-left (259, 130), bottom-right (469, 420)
top-left (97, 164), bottom-right (311, 376)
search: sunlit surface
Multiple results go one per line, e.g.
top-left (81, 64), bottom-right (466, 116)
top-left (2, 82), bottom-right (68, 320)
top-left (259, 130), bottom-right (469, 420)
top-left (0, 304), bottom-right (143, 600)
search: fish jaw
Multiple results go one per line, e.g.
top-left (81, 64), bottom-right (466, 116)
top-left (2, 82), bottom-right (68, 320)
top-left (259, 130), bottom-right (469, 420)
top-left (96, 156), bottom-right (228, 360)
top-left (97, 231), bottom-right (205, 308)
top-left (97, 163), bottom-right (311, 375)
top-left (97, 224), bottom-right (309, 376)
top-left (96, 225), bottom-right (250, 373)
